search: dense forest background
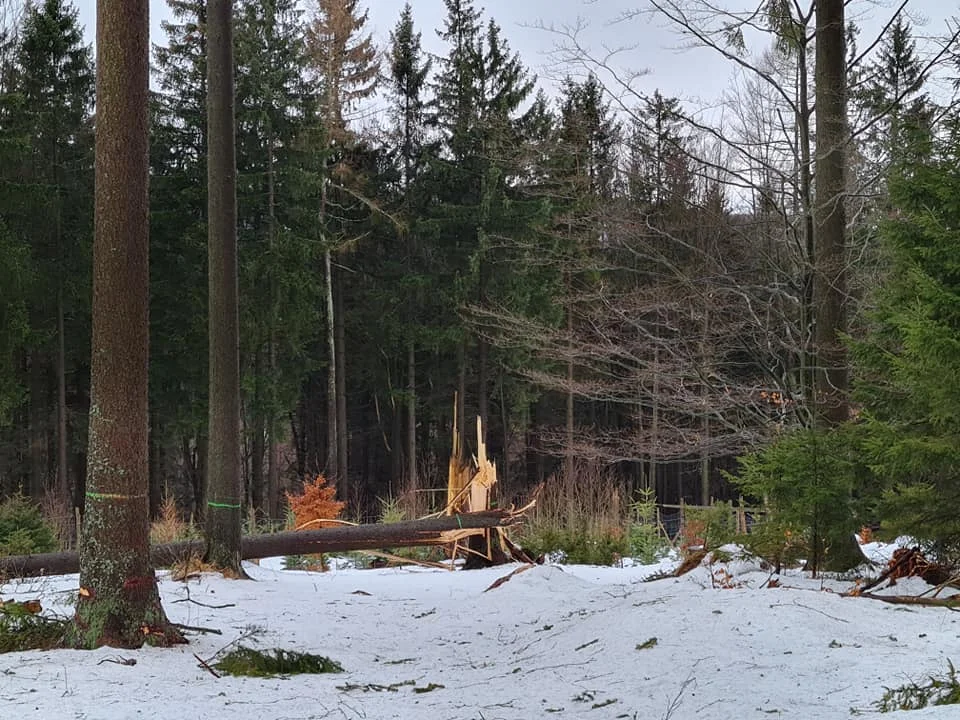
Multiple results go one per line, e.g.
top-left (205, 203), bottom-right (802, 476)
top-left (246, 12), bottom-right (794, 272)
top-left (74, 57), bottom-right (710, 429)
top-left (2, 0), bottom-right (959, 546)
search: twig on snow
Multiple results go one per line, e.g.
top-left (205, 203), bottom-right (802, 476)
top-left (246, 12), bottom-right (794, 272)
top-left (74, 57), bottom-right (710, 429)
top-left (193, 652), bottom-right (221, 678)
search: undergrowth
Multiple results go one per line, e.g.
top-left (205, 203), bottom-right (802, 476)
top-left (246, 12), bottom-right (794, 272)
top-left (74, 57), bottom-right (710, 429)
top-left (213, 646), bottom-right (343, 677)
top-left (519, 465), bottom-right (671, 566)
top-left (0, 601), bottom-right (68, 653)
top-left (0, 493), bottom-right (57, 557)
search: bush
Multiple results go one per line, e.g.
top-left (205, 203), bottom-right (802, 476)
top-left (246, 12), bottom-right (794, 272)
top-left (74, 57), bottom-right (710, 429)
top-left (737, 517), bottom-right (806, 572)
top-left (681, 502), bottom-right (738, 553)
top-left (522, 526), bottom-right (629, 566)
top-left (286, 475), bottom-right (345, 530)
top-left (0, 493), bottom-right (57, 557)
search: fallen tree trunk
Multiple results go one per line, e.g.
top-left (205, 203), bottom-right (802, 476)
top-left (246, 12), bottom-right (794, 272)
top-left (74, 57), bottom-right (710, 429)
top-left (0, 510), bottom-right (523, 580)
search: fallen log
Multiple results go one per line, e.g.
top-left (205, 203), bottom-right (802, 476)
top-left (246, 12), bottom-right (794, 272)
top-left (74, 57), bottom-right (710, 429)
top-left (857, 591), bottom-right (960, 608)
top-left (0, 510), bottom-right (523, 580)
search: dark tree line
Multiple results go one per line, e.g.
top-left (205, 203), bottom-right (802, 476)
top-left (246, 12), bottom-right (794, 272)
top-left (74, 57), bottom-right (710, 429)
top-left (1, 0), bottom-right (959, 540)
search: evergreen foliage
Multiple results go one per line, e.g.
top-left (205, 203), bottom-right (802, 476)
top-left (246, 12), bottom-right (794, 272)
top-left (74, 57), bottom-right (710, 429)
top-left (213, 646), bottom-right (344, 677)
top-left (728, 427), bottom-right (864, 574)
top-left (0, 493), bottom-right (56, 556)
top-left (853, 119), bottom-right (960, 559)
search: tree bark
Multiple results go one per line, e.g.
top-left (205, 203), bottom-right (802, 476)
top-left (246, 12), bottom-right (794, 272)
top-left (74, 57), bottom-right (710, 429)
top-left (324, 248), bottom-right (339, 490)
top-left (71, 0), bottom-right (183, 649)
top-left (29, 349), bottom-right (46, 497)
top-left (813, 0), bottom-right (849, 427)
top-left (205, 0), bottom-right (244, 574)
top-left (1, 510), bottom-right (525, 579)
top-left (56, 288), bottom-right (68, 506)
top-left (266, 133), bottom-right (280, 519)
top-left (335, 267), bottom-right (348, 489)
top-left (407, 340), bottom-right (417, 493)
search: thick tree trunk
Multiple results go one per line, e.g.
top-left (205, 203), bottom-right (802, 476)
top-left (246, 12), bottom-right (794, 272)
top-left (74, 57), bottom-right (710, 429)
top-left (71, 0), bottom-right (183, 649)
top-left (814, 0), bottom-right (849, 427)
top-left (205, 0), bottom-right (244, 575)
top-left (1, 510), bottom-right (525, 579)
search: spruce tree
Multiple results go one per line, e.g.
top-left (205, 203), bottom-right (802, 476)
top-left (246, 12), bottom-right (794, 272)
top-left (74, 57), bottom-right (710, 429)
top-left (387, 2), bottom-right (431, 493)
top-left (150, 0), bottom-right (210, 520)
top-left (303, 0), bottom-right (380, 497)
top-left (71, 0), bottom-right (183, 649)
top-left (234, 0), bottom-right (319, 517)
top-left (854, 117), bottom-right (960, 558)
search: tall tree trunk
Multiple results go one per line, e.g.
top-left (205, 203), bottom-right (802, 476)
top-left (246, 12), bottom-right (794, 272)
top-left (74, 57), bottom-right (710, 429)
top-left (72, 0), bottom-right (182, 648)
top-left (335, 268), bottom-right (347, 490)
top-left (205, 0), bottom-right (244, 574)
top-left (56, 288), bottom-right (68, 504)
top-left (29, 349), bottom-right (46, 497)
top-left (565, 302), bottom-right (575, 483)
top-left (456, 341), bottom-right (466, 460)
top-left (814, 0), bottom-right (849, 427)
top-left (148, 413), bottom-right (163, 519)
top-left (406, 340), bottom-right (416, 493)
top-left (797, 40), bottom-right (816, 419)
top-left (477, 336), bottom-right (488, 444)
top-left (266, 134), bottom-right (280, 519)
top-left (324, 248), bottom-right (339, 491)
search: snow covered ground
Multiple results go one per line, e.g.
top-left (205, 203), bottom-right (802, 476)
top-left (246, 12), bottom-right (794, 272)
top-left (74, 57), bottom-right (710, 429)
top-left (2, 544), bottom-right (958, 720)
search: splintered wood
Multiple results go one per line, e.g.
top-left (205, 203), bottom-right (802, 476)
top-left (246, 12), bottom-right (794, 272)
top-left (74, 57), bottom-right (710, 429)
top-left (443, 413), bottom-right (533, 567)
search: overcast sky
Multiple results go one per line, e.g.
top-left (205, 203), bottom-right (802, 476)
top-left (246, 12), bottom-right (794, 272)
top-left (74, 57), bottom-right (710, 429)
top-left (70, 0), bottom-right (956, 108)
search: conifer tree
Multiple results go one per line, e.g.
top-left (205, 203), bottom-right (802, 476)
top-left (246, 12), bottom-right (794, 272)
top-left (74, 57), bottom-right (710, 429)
top-left (387, 2), bottom-right (430, 493)
top-left (150, 0), bottom-right (211, 520)
top-left (858, 17), bottom-right (933, 169)
top-left (303, 0), bottom-right (379, 496)
top-left (234, 0), bottom-right (319, 517)
top-left (854, 117), bottom-right (960, 557)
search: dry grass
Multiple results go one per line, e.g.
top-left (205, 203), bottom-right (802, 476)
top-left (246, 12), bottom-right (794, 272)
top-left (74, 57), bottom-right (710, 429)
top-left (169, 553), bottom-right (223, 581)
top-left (40, 490), bottom-right (75, 551)
top-left (150, 496), bottom-right (196, 544)
top-left (519, 462), bottom-right (631, 564)
top-left (530, 462), bottom-right (628, 539)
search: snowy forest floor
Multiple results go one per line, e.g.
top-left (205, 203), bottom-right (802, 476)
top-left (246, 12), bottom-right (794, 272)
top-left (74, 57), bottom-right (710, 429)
top-left (1, 542), bottom-right (958, 719)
